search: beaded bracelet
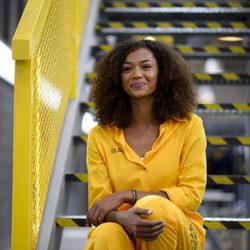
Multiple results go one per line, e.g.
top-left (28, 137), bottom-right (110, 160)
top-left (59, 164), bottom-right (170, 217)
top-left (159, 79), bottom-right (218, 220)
top-left (131, 189), bottom-right (137, 206)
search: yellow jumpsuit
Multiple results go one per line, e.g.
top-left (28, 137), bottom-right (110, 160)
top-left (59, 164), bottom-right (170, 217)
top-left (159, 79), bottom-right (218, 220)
top-left (85, 114), bottom-right (207, 250)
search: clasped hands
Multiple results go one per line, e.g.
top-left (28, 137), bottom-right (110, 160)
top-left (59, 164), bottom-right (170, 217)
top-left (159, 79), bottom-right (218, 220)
top-left (86, 191), bottom-right (165, 241)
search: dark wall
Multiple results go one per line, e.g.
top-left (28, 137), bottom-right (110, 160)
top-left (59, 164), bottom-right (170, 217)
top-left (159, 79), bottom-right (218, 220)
top-left (0, 79), bottom-right (14, 250)
top-left (0, 0), bottom-right (27, 45)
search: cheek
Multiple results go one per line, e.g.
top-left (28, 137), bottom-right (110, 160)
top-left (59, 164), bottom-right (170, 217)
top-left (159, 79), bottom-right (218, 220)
top-left (121, 74), bottom-right (130, 87)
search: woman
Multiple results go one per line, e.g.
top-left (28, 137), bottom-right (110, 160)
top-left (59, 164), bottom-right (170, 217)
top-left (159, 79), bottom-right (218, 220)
top-left (84, 39), bottom-right (207, 250)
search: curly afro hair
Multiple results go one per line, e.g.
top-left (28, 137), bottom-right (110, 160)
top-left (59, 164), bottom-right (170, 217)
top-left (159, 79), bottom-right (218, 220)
top-left (91, 39), bottom-right (196, 128)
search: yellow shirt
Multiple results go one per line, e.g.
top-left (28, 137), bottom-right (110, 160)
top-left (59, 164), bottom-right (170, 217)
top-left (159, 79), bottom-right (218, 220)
top-left (87, 113), bottom-right (207, 240)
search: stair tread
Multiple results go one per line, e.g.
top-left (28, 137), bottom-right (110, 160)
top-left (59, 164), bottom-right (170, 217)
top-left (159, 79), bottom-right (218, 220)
top-left (55, 215), bottom-right (250, 229)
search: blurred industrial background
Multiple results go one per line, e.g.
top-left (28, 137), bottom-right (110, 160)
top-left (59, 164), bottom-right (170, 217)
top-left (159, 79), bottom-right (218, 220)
top-left (1, 0), bottom-right (250, 249)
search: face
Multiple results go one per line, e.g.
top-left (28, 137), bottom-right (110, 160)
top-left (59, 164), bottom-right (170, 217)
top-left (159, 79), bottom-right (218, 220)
top-left (121, 48), bottom-right (158, 99)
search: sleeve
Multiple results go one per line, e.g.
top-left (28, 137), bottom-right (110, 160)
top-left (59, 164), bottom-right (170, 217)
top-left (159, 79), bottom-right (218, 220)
top-left (161, 117), bottom-right (207, 212)
top-left (86, 128), bottom-right (113, 209)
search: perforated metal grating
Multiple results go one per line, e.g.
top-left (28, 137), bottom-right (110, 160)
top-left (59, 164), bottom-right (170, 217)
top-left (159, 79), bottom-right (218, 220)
top-left (31, 0), bottom-right (74, 248)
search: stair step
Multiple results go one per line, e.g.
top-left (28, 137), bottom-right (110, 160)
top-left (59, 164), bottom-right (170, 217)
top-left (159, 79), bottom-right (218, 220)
top-left (55, 215), bottom-right (250, 230)
top-left (102, 2), bottom-right (250, 15)
top-left (196, 103), bottom-right (250, 113)
top-left (86, 72), bottom-right (250, 85)
top-left (92, 45), bottom-right (250, 59)
top-left (65, 173), bottom-right (250, 185)
top-left (80, 102), bottom-right (250, 114)
top-left (96, 21), bottom-right (250, 35)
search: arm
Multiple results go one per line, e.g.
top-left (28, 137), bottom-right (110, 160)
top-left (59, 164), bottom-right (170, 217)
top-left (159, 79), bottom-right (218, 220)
top-left (160, 116), bottom-right (207, 212)
top-left (87, 128), bottom-right (165, 240)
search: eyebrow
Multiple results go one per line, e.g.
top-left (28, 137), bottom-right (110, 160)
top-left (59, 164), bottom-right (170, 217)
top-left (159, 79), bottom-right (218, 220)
top-left (123, 59), bottom-right (152, 64)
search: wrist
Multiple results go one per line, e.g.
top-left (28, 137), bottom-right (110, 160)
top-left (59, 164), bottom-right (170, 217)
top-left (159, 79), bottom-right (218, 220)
top-left (115, 211), bottom-right (125, 225)
top-left (118, 190), bottom-right (133, 204)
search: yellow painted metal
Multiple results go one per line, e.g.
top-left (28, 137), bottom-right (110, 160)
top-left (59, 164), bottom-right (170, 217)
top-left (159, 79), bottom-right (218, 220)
top-left (239, 221), bottom-right (250, 230)
top-left (56, 218), bottom-right (79, 227)
top-left (222, 73), bottom-right (240, 81)
top-left (86, 101), bottom-right (95, 109)
top-left (177, 46), bottom-right (194, 54)
top-left (77, 0), bottom-right (91, 48)
top-left (231, 22), bottom-right (247, 29)
top-left (194, 73), bottom-right (212, 81)
top-left (135, 2), bottom-right (150, 8)
top-left (12, 0), bottom-right (49, 60)
top-left (204, 104), bottom-right (222, 110)
top-left (211, 176), bottom-right (234, 185)
top-left (204, 221), bottom-right (227, 230)
top-left (205, 2), bottom-right (219, 8)
top-left (157, 22), bottom-right (172, 28)
top-left (113, 2), bottom-right (126, 8)
top-left (228, 2), bottom-right (242, 8)
top-left (108, 22), bottom-right (125, 28)
top-left (181, 22), bottom-right (197, 28)
top-left (245, 176), bottom-right (250, 182)
top-left (206, 22), bottom-right (221, 29)
top-left (100, 44), bottom-right (112, 52)
top-left (87, 72), bottom-right (97, 80)
top-left (75, 173), bottom-right (88, 183)
top-left (80, 135), bottom-right (88, 143)
top-left (158, 3), bottom-right (172, 7)
top-left (12, 60), bottom-right (33, 250)
top-left (238, 137), bottom-right (250, 145)
top-left (229, 46), bottom-right (246, 54)
top-left (183, 2), bottom-right (195, 7)
top-left (207, 137), bottom-right (227, 145)
top-left (132, 22), bottom-right (148, 28)
top-left (204, 46), bottom-right (220, 54)
top-left (233, 103), bottom-right (250, 111)
top-left (95, 24), bottom-right (101, 30)
top-left (12, 0), bottom-right (89, 248)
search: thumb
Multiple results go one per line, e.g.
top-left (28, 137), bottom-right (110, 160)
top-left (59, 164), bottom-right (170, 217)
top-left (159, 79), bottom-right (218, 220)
top-left (133, 207), bottom-right (153, 216)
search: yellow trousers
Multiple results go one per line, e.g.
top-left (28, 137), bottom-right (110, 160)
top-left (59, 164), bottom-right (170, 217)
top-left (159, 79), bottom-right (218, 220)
top-left (84, 195), bottom-right (205, 250)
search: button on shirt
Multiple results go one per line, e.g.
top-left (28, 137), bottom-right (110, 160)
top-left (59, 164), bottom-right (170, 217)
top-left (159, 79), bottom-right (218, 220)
top-left (87, 113), bottom-right (207, 239)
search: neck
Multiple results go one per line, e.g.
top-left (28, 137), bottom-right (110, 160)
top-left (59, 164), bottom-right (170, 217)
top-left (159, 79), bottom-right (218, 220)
top-left (129, 97), bottom-right (156, 127)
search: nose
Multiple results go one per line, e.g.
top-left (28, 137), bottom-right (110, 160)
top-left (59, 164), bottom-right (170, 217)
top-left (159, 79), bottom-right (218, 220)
top-left (132, 67), bottom-right (143, 79)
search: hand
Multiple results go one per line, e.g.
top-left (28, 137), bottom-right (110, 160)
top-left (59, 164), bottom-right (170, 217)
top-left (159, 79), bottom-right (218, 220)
top-left (116, 207), bottom-right (165, 241)
top-left (87, 191), bottom-right (128, 226)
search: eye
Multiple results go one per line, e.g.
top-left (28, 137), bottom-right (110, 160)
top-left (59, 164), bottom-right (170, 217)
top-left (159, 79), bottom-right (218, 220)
top-left (142, 64), bottom-right (152, 70)
top-left (121, 66), bottom-right (132, 72)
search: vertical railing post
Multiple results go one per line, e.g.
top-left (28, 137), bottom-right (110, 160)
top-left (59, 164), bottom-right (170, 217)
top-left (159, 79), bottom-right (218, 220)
top-left (12, 59), bottom-right (33, 250)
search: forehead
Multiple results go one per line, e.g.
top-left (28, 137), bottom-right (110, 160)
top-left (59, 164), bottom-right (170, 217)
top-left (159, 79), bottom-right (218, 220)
top-left (124, 47), bottom-right (156, 63)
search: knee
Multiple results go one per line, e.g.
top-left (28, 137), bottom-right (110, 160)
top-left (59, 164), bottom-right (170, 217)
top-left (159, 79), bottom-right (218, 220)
top-left (134, 195), bottom-right (179, 222)
top-left (88, 222), bottom-right (126, 240)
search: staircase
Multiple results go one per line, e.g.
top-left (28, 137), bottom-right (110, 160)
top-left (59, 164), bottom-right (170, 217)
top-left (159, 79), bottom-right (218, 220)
top-left (46, 1), bottom-right (250, 249)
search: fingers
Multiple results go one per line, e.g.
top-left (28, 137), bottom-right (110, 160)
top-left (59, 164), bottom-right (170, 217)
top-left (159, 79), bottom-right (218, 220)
top-left (129, 208), bottom-right (166, 241)
top-left (137, 221), bottom-right (165, 233)
top-left (87, 205), bottom-right (106, 226)
top-left (133, 207), bottom-right (152, 216)
top-left (136, 222), bottom-right (165, 240)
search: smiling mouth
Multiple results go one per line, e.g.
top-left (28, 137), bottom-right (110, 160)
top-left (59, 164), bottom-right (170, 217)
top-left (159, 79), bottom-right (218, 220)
top-left (130, 83), bottom-right (145, 89)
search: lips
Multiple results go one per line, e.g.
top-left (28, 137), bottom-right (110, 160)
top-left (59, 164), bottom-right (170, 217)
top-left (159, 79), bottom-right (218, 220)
top-left (130, 82), bottom-right (146, 88)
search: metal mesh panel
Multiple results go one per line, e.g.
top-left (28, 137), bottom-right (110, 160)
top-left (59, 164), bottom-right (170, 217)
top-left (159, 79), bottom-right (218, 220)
top-left (31, 0), bottom-right (74, 248)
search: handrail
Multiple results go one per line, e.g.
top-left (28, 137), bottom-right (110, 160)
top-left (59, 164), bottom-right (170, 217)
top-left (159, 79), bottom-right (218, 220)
top-left (11, 0), bottom-right (90, 249)
top-left (12, 0), bottom-right (50, 60)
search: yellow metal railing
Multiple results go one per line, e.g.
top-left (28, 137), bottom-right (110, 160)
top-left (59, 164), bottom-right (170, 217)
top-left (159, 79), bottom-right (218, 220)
top-left (12, 0), bottom-right (90, 249)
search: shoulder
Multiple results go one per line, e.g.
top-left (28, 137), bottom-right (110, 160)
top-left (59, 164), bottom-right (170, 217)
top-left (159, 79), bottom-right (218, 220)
top-left (88, 124), bottom-right (115, 140)
top-left (184, 113), bottom-right (206, 139)
top-left (188, 113), bottom-right (203, 126)
top-left (89, 124), bottom-right (106, 137)
top-left (173, 113), bottom-right (203, 128)
top-left (175, 113), bottom-right (205, 136)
